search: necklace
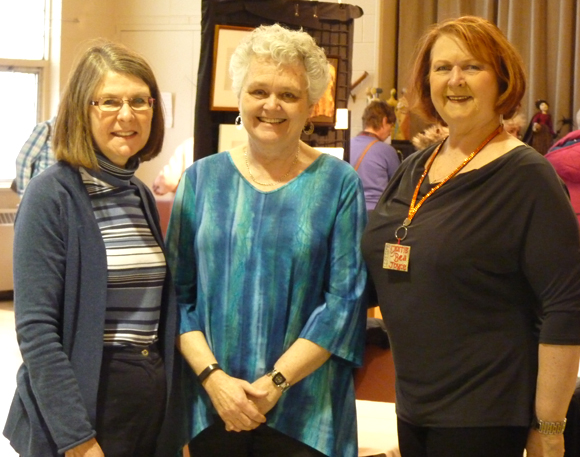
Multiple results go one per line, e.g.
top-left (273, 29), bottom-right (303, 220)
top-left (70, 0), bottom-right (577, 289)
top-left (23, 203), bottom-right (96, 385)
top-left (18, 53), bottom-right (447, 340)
top-left (244, 143), bottom-right (300, 187)
top-left (403, 123), bottom-right (504, 228)
top-left (382, 124), bottom-right (503, 272)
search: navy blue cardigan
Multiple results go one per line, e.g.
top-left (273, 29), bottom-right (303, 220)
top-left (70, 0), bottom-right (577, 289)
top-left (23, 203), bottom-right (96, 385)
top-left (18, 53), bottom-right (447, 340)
top-left (3, 162), bottom-right (186, 456)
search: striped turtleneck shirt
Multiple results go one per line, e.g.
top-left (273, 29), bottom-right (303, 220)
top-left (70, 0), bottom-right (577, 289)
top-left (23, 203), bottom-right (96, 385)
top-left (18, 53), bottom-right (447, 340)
top-left (80, 155), bottom-right (165, 346)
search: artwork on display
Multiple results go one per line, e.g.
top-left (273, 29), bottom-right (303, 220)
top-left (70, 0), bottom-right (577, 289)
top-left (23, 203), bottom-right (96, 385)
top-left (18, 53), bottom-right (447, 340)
top-left (310, 56), bottom-right (339, 126)
top-left (218, 124), bottom-right (248, 152)
top-left (211, 25), bottom-right (253, 111)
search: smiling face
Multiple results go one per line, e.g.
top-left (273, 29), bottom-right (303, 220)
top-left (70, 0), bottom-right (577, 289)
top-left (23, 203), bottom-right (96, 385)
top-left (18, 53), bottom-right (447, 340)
top-left (90, 71), bottom-right (153, 167)
top-left (429, 34), bottom-right (499, 132)
top-left (239, 57), bottom-right (312, 149)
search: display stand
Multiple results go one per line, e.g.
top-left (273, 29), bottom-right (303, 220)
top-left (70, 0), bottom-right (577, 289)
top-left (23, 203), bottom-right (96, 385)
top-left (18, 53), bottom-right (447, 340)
top-left (194, 0), bottom-right (363, 162)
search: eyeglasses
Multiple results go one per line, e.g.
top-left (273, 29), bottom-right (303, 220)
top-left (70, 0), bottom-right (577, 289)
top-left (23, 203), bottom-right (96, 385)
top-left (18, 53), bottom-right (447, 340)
top-left (90, 97), bottom-right (155, 112)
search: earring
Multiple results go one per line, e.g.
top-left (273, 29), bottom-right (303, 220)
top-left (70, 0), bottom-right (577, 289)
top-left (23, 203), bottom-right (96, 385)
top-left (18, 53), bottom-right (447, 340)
top-left (499, 114), bottom-right (504, 125)
top-left (303, 120), bottom-right (315, 135)
top-left (235, 115), bottom-right (243, 131)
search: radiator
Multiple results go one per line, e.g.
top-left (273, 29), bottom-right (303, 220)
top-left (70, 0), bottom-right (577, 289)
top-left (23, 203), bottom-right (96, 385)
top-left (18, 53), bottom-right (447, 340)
top-left (0, 208), bottom-right (16, 292)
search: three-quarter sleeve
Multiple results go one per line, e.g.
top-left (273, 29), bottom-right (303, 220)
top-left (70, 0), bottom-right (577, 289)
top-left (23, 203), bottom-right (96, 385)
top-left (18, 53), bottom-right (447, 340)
top-left (521, 161), bottom-right (580, 344)
top-left (165, 171), bottom-right (201, 334)
top-left (298, 174), bottom-right (368, 366)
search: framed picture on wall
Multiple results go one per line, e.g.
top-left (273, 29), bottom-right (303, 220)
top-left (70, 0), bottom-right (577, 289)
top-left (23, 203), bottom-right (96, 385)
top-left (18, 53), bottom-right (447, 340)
top-left (310, 56), bottom-right (339, 126)
top-left (211, 25), bottom-right (253, 111)
top-left (218, 124), bottom-right (248, 152)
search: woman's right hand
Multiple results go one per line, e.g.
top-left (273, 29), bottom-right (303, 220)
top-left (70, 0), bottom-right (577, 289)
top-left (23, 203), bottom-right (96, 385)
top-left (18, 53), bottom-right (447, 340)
top-left (203, 370), bottom-right (268, 432)
top-left (526, 429), bottom-right (565, 457)
top-left (64, 438), bottom-right (104, 457)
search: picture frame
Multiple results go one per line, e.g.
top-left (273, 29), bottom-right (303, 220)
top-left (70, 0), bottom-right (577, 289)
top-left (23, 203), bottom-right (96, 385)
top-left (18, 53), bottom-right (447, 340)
top-left (310, 56), bottom-right (339, 126)
top-left (218, 124), bottom-right (248, 152)
top-left (210, 25), bottom-right (253, 111)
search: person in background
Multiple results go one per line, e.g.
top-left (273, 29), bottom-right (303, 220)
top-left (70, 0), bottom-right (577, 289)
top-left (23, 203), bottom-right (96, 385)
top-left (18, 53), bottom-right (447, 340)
top-left (548, 108), bottom-right (580, 153)
top-left (152, 136), bottom-right (194, 195)
top-left (411, 124), bottom-right (449, 150)
top-left (3, 41), bottom-right (185, 457)
top-left (503, 111), bottom-right (526, 139)
top-left (14, 117), bottom-right (57, 196)
top-left (166, 24), bottom-right (367, 457)
top-left (546, 108), bottom-right (580, 226)
top-left (362, 16), bottom-right (580, 457)
top-left (349, 100), bottom-right (399, 211)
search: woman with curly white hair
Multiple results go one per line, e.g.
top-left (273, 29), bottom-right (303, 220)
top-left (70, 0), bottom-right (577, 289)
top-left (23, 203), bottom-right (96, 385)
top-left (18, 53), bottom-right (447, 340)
top-left (166, 23), bottom-right (367, 456)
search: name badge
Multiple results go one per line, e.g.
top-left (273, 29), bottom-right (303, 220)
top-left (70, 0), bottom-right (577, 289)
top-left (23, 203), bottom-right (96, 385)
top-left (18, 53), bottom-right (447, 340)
top-left (383, 243), bottom-right (410, 272)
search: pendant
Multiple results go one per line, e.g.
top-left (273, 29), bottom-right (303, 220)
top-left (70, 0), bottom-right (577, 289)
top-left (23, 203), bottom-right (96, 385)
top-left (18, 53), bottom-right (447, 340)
top-left (383, 243), bottom-right (411, 272)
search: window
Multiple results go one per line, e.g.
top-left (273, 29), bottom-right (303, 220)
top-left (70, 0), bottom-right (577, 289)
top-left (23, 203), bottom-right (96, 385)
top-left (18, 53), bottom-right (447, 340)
top-left (0, 0), bottom-right (49, 183)
top-left (0, 69), bottom-right (42, 182)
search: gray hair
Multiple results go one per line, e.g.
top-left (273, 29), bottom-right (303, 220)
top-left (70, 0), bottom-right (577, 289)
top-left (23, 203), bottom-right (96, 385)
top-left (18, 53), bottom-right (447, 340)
top-left (229, 24), bottom-right (331, 106)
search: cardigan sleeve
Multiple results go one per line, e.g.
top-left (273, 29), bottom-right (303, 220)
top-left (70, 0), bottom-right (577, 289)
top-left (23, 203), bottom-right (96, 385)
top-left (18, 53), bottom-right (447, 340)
top-left (12, 174), bottom-right (96, 453)
top-left (298, 172), bottom-right (368, 366)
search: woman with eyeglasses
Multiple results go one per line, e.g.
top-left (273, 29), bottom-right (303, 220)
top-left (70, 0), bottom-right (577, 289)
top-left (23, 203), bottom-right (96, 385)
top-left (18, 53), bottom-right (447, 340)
top-left (3, 41), bottom-right (186, 457)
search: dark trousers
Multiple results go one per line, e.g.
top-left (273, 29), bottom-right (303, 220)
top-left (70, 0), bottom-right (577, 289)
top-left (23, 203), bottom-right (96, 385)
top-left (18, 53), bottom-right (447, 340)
top-left (95, 344), bottom-right (166, 457)
top-left (189, 420), bottom-right (326, 457)
top-left (397, 418), bottom-right (529, 457)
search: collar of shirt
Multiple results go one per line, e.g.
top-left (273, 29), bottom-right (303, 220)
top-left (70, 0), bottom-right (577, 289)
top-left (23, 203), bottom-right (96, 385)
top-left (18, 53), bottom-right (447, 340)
top-left (358, 131), bottom-right (382, 141)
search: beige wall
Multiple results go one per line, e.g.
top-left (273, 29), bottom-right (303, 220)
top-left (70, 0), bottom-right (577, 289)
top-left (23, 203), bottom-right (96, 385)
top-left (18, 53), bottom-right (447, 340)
top-left (51, 0), bottom-right (393, 188)
top-left (349, 0), bottom-right (397, 134)
top-left (54, 0), bottom-right (201, 188)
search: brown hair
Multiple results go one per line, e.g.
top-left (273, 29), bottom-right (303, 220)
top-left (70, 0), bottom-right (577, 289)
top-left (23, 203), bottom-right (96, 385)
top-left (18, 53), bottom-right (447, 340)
top-left (53, 40), bottom-right (164, 169)
top-left (408, 16), bottom-right (526, 123)
top-left (362, 100), bottom-right (396, 130)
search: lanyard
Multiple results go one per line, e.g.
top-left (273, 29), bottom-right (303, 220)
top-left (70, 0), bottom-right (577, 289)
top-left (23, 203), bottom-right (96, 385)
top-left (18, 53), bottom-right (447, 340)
top-left (395, 124), bottom-right (503, 243)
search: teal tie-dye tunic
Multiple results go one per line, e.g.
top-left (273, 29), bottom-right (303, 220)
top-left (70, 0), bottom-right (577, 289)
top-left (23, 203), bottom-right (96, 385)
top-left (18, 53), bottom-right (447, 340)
top-left (166, 151), bottom-right (367, 456)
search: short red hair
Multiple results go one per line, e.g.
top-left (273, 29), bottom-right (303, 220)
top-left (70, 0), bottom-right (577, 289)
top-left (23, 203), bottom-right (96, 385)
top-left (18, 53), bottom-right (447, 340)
top-left (408, 16), bottom-right (526, 123)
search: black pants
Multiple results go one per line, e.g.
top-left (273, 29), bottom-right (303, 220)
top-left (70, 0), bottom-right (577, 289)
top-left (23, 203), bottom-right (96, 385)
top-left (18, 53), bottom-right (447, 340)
top-left (397, 418), bottom-right (529, 457)
top-left (95, 344), bottom-right (166, 457)
top-left (189, 420), bottom-right (326, 457)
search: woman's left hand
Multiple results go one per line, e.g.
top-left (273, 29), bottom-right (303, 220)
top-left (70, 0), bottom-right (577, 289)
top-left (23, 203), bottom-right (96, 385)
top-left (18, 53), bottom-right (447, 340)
top-left (249, 374), bottom-right (283, 416)
top-left (526, 429), bottom-right (565, 457)
top-left (64, 438), bottom-right (104, 457)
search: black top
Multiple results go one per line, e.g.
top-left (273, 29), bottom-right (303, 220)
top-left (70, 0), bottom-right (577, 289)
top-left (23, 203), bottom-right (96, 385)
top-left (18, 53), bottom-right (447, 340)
top-left (362, 144), bottom-right (580, 427)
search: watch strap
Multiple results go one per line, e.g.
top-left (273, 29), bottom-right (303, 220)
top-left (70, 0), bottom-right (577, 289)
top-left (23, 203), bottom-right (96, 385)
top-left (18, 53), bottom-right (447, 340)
top-left (198, 363), bottom-right (222, 383)
top-left (267, 369), bottom-right (291, 393)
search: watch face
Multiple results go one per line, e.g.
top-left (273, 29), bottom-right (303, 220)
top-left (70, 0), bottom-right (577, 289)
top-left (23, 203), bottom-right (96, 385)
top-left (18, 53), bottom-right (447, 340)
top-left (272, 372), bottom-right (286, 385)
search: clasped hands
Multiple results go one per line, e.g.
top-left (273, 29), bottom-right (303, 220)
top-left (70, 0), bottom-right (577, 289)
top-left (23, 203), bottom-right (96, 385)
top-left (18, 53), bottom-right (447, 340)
top-left (203, 370), bottom-right (283, 432)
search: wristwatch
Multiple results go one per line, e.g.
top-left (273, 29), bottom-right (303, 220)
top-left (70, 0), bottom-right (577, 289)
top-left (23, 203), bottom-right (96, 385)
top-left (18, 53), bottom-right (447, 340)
top-left (533, 416), bottom-right (567, 435)
top-left (267, 369), bottom-right (291, 393)
top-left (198, 363), bottom-right (222, 383)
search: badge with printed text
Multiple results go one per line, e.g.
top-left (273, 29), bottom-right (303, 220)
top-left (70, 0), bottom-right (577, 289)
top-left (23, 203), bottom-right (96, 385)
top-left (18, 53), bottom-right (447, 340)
top-left (383, 243), bottom-right (410, 272)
